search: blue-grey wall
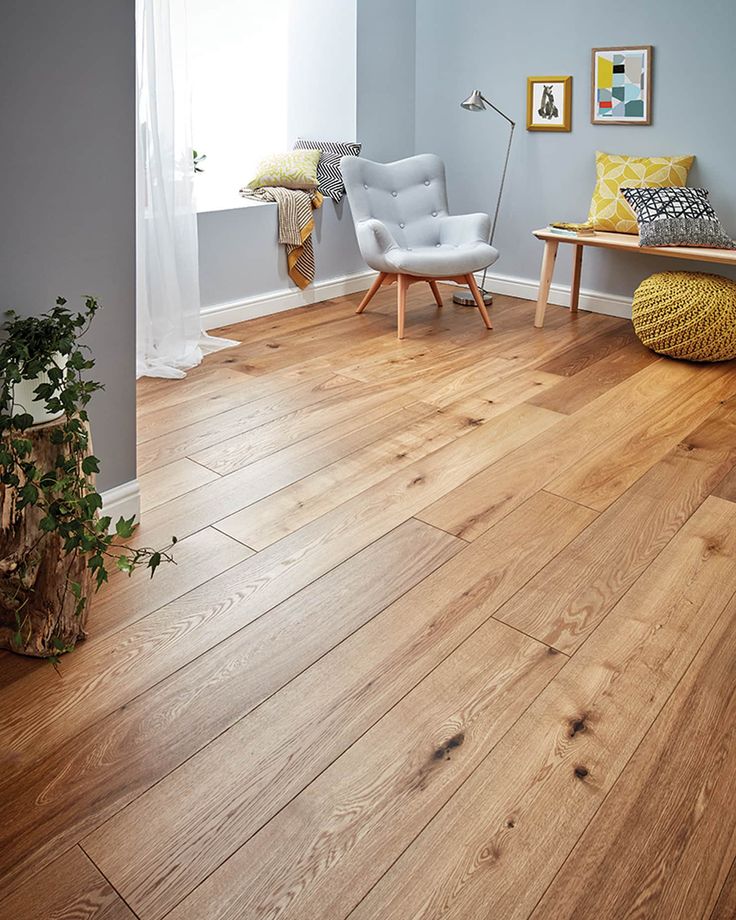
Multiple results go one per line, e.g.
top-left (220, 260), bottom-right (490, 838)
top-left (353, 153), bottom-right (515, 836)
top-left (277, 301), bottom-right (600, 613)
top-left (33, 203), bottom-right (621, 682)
top-left (0, 0), bottom-right (136, 492)
top-left (357, 0), bottom-right (416, 162)
top-left (415, 0), bottom-right (736, 303)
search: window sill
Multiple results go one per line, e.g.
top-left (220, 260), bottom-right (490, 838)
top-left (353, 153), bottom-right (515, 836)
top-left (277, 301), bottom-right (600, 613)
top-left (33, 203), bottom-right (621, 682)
top-left (195, 187), bottom-right (275, 215)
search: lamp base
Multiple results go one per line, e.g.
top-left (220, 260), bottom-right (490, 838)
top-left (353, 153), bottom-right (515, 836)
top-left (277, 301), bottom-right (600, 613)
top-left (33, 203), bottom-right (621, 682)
top-left (453, 287), bottom-right (493, 307)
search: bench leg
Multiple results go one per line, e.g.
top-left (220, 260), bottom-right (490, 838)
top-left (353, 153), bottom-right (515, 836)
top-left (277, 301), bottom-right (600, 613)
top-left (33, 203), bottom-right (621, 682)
top-left (570, 244), bottom-right (583, 314)
top-left (534, 239), bottom-right (559, 328)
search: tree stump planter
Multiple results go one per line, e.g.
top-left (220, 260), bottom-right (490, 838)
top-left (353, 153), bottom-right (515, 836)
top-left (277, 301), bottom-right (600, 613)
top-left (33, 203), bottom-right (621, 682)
top-left (0, 417), bottom-right (94, 657)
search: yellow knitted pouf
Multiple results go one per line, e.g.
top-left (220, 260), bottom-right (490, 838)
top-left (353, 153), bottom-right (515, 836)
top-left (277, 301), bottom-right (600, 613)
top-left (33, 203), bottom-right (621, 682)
top-left (632, 271), bottom-right (736, 362)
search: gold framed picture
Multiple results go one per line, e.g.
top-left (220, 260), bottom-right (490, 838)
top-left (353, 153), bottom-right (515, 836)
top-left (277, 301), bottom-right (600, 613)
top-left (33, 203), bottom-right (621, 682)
top-left (591, 46), bottom-right (653, 125)
top-left (526, 76), bottom-right (572, 132)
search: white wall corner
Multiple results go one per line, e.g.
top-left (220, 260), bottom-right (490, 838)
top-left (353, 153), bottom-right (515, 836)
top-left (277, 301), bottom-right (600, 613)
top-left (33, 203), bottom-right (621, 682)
top-left (100, 479), bottom-right (141, 527)
top-left (200, 269), bottom-right (378, 330)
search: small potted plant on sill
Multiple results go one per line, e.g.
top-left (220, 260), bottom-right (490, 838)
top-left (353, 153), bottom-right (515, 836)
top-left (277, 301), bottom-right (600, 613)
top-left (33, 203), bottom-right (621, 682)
top-left (0, 296), bottom-right (173, 660)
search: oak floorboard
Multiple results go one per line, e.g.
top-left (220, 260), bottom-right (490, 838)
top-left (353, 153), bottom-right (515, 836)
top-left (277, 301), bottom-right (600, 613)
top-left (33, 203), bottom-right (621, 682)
top-left (217, 370), bottom-right (560, 550)
top-left (527, 339), bottom-right (658, 415)
top-left (0, 521), bottom-right (460, 895)
top-left (713, 463), bottom-right (736, 503)
top-left (0, 846), bottom-right (135, 920)
top-left (138, 457), bottom-right (220, 511)
top-left (546, 360), bottom-right (736, 510)
top-left (348, 495), bottom-right (736, 920)
top-left (417, 356), bottom-right (732, 540)
top-left (493, 399), bottom-right (736, 653)
top-left (535, 317), bottom-right (636, 376)
top-left (83, 492), bottom-right (594, 920)
top-left (138, 372), bottom-right (358, 473)
top-left (531, 591), bottom-right (736, 920)
top-left (133, 401), bottom-right (432, 548)
top-left (711, 858), bottom-right (736, 920)
top-left (165, 619), bottom-right (564, 920)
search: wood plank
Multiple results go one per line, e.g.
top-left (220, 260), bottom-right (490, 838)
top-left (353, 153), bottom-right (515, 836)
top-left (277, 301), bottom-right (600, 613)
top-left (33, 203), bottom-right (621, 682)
top-left (0, 521), bottom-right (461, 895)
top-left (546, 361), bottom-right (736, 510)
top-left (91, 527), bottom-right (252, 640)
top-left (417, 357), bottom-right (731, 540)
top-left (347, 495), bottom-right (736, 920)
top-left (712, 859), bottom-right (736, 920)
top-left (0, 847), bottom-right (135, 920)
top-left (217, 371), bottom-right (560, 550)
top-left (134, 401), bottom-right (432, 549)
top-left (531, 592), bottom-right (736, 920)
top-left (0, 404), bottom-right (560, 780)
top-left (82, 492), bottom-right (594, 920)
top-left (138, 372), bottom-right (358, 473)
top-left (535, 318), bottom-right (637, 377)
top-left (164, 618), bottom-right (564, 920)
top-left (493, 399), bottom-right (736, 653)
top-left (527, 340), bottom-right (658, 415)
top-left (713, 463), bottom-right (736, 503)
top-left (138, 457), bottom-right (219, 511)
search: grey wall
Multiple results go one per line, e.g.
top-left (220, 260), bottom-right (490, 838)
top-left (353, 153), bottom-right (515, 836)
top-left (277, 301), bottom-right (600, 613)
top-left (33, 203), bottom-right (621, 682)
top-left (357, 0), bottom-right (417, 162)
top-left (0, 0), bottom-right (136, 493)
top-left (198, 0), bottom-right (419, 313)
top-left (415, 0), bottom-right (736, 303)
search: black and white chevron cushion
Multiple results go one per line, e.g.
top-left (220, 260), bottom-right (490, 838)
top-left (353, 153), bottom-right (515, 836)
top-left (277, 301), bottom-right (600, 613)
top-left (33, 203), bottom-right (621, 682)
top-left (622, 186), bottom-right (736, 249)
top-left (294, 139), bottom-right (361, 201)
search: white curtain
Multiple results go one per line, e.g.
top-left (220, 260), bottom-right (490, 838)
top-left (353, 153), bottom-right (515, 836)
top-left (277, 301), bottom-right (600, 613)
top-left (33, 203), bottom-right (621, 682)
top-left (136, 0), bottom-right (235, 379)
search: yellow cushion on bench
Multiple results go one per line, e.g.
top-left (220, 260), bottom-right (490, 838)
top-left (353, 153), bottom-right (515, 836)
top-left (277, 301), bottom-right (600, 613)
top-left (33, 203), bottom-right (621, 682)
top-left (588, 151), bottom-right (694, 234)
top-left (632, 271), bottom-right (736, 362)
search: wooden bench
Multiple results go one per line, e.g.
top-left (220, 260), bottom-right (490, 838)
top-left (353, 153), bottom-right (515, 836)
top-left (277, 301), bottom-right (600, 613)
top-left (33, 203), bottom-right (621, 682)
top-left (533, 227), bottom-right (736, 328)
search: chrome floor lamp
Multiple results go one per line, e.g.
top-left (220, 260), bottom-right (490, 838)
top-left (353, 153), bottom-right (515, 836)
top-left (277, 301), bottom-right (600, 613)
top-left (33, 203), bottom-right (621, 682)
top-left (453, 89), bottom-right (516, 307)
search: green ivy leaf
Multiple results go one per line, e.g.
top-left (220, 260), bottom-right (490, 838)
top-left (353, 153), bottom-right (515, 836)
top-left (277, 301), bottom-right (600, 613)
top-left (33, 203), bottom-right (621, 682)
top-left (115, 516), bottom-right (135, 539)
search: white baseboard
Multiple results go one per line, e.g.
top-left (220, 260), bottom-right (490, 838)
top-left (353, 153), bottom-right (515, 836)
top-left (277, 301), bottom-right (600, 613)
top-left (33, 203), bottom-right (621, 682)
top-left (477, 270), bottom-right (633, 319)
top-left (200, 269), bottom-right (378, 330)
top-left (200, 265), bottom-right (632, 332)
top-left (100, 479), bottom-right (141, 525)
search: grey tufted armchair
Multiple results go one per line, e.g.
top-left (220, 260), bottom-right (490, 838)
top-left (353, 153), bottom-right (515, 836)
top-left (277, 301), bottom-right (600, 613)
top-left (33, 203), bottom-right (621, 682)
top-left (341, 154), bottom-right (498, 338)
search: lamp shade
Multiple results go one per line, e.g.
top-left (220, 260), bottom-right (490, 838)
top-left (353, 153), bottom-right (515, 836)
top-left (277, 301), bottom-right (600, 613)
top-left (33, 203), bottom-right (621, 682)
top-left (461, 90), bottom-right (487, 111)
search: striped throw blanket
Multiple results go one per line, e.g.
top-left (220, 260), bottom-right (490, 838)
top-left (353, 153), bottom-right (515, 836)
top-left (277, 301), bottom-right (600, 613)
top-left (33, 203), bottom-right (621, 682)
top-left (241, 186), bottom-right (323, 289)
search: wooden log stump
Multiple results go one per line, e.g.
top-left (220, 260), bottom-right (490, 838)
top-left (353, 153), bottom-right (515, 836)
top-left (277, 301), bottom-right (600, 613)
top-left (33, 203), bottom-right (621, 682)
top-left (0, 417), bottom-right (94, 657)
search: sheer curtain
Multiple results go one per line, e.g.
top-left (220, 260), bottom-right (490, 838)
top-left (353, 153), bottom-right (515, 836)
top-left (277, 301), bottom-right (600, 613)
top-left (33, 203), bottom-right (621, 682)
top-left (136, 0), bottom-right (235, 379)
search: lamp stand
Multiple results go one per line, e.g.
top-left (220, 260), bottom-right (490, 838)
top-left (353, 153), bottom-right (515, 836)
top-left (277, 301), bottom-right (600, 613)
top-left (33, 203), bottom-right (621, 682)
top-left (454, 108), bottom-right (515, 307)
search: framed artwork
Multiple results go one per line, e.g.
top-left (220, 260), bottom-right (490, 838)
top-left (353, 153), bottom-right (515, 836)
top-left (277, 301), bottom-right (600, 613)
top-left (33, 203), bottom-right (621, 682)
top-left (526, 76), bottom-right (572, 131)
top-left (592, 46), bottom-right (652, 124)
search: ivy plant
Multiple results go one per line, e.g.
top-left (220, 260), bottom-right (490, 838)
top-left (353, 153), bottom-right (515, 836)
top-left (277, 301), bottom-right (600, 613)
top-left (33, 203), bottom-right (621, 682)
top-left (0, 296), bottom-right (174, 653)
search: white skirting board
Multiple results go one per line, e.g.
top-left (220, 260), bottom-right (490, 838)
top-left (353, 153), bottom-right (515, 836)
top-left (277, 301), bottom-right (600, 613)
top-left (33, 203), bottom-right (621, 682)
top-left (477, 270), bottom-right (633, 319)
top-left (200, 270), bottom-right (378, 330)
top-left (200, 267), bottom-right (632, 330)
top-left (99, 479), bottom-right (141, 526)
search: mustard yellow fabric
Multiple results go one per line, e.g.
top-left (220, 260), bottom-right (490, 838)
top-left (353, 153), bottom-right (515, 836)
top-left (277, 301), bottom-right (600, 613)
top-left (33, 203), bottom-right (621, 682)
top-left (632, 271), bottom-right (736, 362)
top-left (588, 151), bottom-right (695, 233)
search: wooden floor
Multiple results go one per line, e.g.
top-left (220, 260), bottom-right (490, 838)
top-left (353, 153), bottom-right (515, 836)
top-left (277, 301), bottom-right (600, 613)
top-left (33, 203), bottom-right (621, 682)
top-left (2, 284), bottom-right (736, 920)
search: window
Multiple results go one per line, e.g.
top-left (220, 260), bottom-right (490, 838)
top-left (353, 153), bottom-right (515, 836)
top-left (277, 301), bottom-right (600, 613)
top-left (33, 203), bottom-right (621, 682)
top-left (187, 0), bottom-right (290, 205)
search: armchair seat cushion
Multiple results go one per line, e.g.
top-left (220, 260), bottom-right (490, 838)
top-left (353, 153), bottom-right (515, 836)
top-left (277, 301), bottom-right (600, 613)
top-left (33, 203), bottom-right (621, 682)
top-left (384, 242), bottom-right (499, 278)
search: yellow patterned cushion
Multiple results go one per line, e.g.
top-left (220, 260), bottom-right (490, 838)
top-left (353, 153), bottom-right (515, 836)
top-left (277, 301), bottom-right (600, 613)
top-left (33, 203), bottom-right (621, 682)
top-left (247, 149), bottom-right (321, 190)
top-left (632, 271), bottom-right (736, 362)
top-left (588, 151), bottom-right (695, 233)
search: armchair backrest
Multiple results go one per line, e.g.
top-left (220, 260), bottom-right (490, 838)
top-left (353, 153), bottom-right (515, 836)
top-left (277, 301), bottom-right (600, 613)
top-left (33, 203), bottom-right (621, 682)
top-left (341, 154), bottom-right (450, 250)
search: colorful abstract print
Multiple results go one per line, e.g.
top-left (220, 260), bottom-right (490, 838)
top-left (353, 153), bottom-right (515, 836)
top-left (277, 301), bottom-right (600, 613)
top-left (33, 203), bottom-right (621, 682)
top-left (595, 50), bottom-right (647, 121)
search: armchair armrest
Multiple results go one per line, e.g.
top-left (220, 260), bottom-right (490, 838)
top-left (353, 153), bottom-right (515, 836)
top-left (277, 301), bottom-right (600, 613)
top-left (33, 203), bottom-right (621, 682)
top-left (354, 218), bottom-right (399, 268)
top-left (439, 213), bottom-right (491, 246)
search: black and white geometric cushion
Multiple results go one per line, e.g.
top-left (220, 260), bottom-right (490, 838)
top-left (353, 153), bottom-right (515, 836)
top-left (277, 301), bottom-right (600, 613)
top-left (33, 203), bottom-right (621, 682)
top-left (294, 139), bottom-right (361, 202)
top-left (622, 186), bottom-right (736, 249)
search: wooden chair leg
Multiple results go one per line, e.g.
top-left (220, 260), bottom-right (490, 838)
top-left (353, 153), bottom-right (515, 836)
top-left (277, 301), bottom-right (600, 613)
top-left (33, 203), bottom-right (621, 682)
top-left (465, 274), bottom-right (493, 330)
top-left (356, 272), bottom-right (386, 314)
top-left (570, 245), bottom-right (583, 314)
top-left (535, 239), bottom-right (559, 328)
top-left (428, 280), bottom-right (443, 308)
top-left (397, 274), bottom-right (409, 339)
